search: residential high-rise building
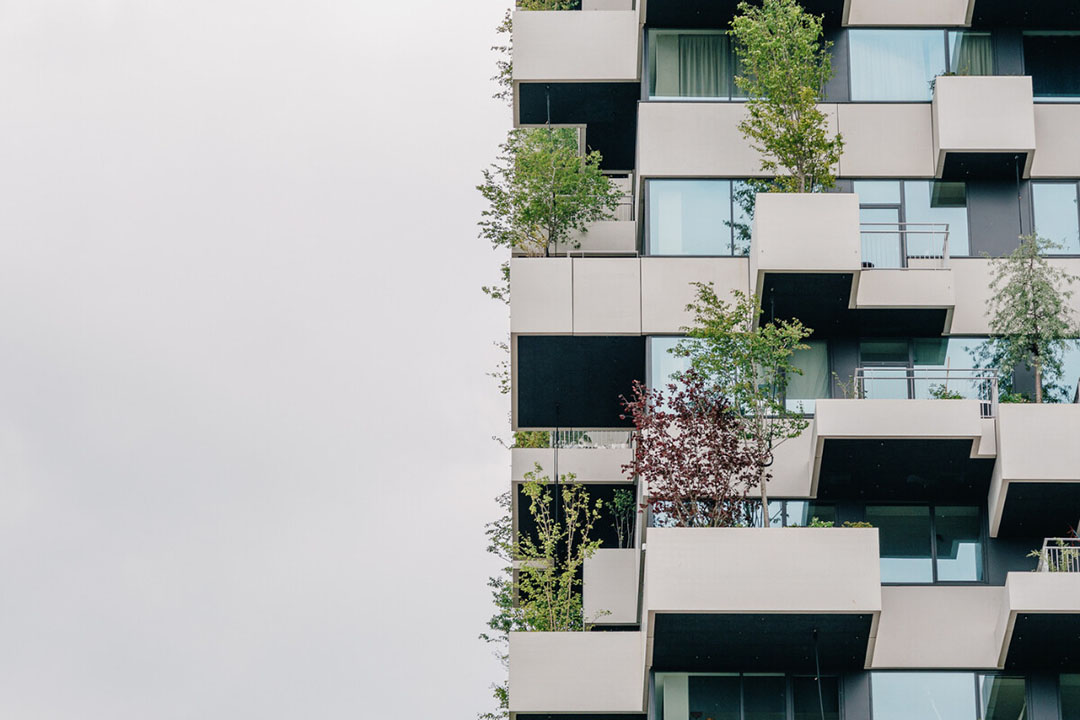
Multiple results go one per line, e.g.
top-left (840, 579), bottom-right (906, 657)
top-left (503, 2), bottom-right (1080, 719)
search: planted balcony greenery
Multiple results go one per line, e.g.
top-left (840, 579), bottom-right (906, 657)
top-left (607, 487), bottom-right (636, 548)
top-left (983, 234), bottom-right (1080, 403)
top-left (730, 0), bottom-right (844, 194)
top-left (673, 285), bottom-right (813, 526)
top-left (622, 370), bottom-right (764, 528)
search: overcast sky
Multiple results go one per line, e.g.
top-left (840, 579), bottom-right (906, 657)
top-left (0, 1), bottom-right (510, 716)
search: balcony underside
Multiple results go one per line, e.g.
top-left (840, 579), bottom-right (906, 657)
top-left (518, 82), bottom-right (638, 170)
top-left (761, 273), bottom-right (949, 338)
top-left (1004, 613), bottom-right (1080, 671)
top-left (971, 0), bottom-right (1080, 28)
top-left (651, 613), bottom-right (874, 672)
top-left (940, 152), bottom-right (1030, 182)
top-left (817, 439), bottom-right (994, 502)
top-left (997, 482), bottom-right (1080, 538)
top-left (645, 0), bottom-right (843, 28)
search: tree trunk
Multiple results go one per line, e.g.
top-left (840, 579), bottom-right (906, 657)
top-left (758, 464), bottom-right (770, 527)
top-left (1034, 355), bottom-right (1043, 403)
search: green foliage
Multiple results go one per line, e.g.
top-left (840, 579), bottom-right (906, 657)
top-left (492, 2), bottom-right (582, 106)
top-left (842, 521), bottom-right (874, 528)
top-left (674, 284), bottom-right (813, 526)
top-left (512, 430), bottom-right (551, 448)
top-left (928, 383), bottom-right (965, 400)
top-left (478, 491), bottom-right (523, 720)
top-left (730, 0), bottom-right (844, 193)
top-left (479, 128), bottom-right (620, 260)
top-left (517, 465), bottom-right (604, 631)
top-left (984, 234), bottom-right (1080, 402)
top-left (607, 487), bottom-right (636, 549)
top-left (1027, 538), bottom-right (1080, 572)
top-left (808, 517), bottom-right (834, 528)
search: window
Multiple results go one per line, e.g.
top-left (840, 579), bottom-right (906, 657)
top-left (750, 500), bottom-right (837, 528)
top-left (655, 673), bottom-right (840, 720)
top-left (858, 338), bottom-right (991, 401)
top-left (866, 504), bottom-right (984, 583)
top-left (871, 673), bottom-right (1025, 720)
top-left (1023, 32), bottom-right (1080, 100)
top-left (849, 30), bottom-right (992, 102)
top-left (648, 336), bottom-right (689, 391)
top-left (855, 180), bottom-right (968, 267)
top-left (648, 30), bottom-right (742, 100)
top-left (1062, 675), bottom-right (1080, 720)
top-left (646, 180), bottom-right (751, 256)
top-left (786, 341), bottom-right (830, 415)
top-left (1032, 182), bottom-right (1080, 254)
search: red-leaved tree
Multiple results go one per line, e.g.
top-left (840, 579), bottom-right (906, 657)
top-left (621, 371), bottom-right (766, 528)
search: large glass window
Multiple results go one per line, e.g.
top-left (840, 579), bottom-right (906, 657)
top-left (648, 30), bottom-right (742, 100)
top-left (1023, 32), bottom-right (1080, 100)
top-left (648, 336), bottom-right (690, 390)
top-left (850, 30), bottom-right (947, 101)
top-left (646, 179), bottom-right (750, 256)
top-left (655, 673), bottom-right (840, 720)
top-left (856, 180), bottom-right (968, 267)
top-left (948, 31), bottom-right (994, 77)
top-left (786, 340), bottom-right (830, 414)
top-left (1062, 675), bottom-right (1080, 720)
top-left (872, 673), bottom-right (1025, 720)
top-left (1032, 182), bottom-right (1080, 255)
top-left (866, 504), bottom-right (984, 583)
top-left (749, 500), bottom-right (837, 528)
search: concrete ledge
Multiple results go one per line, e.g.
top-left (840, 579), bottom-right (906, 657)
top-left (508, 631), bottom-right (646, 713)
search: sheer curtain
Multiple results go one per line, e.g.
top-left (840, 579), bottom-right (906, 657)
top-left (678, 34), bottom-right (729, 98)
top-left (949, 32), bottom-right (993, 75)
top-left (850, 29), bottom-right (946, 101)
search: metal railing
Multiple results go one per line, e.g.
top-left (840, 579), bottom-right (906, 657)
top-left (604, 171), bottom-right (635, 222)
top-left (1035, 537), bottom-right (1080, 572)
top-left (852, 367), bottom-right (999, 418)
top-left (551, 429), bottom-right (633, 449)
top-left (860, 222), bottom-right (950, 269)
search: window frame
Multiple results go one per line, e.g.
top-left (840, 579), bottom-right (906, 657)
top-left (1030, 180), bottom-right (1080, 257)
top-left (646, 28), bottom-right (744, 102)
top-left (869, 672), bottom-right (1028, 720)
top-left (1021, 30), bottom-right (1080, 103)
top-left (854, 179), bottom-right (973, 262)
top-left (866, 501), bottom-right (989, 586)
top-left (643, 178), bottom-right (751, 257)
top-left (653, 671), bottom-right (843, 720)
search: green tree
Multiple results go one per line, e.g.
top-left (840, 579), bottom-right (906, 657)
top-left (730, 0), bottom-right (843, 193)
top-left (479, 127), bottom-right (620, 263)
top-left (478, 490), bottom-right (522, 720)
top-left (517, 466), bottom-right (603, 631)
top-left (674, 284), bottom-right (812, 526)
top-left (985, 234), bottom-right (1080, 403)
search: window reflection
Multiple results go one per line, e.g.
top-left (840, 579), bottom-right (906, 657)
top-left (867, 506), bottom-right (934, 583)
top-left (648, 336), bottom-right (690, 391)
top-left (1062, 675), bottom-right (1080, 720)
top-left (980, 675), bottom-right (1027, 720)
top-left (872, 673), bottom-right (1010, 720)
top-left (646, 180), bottom-right (749, 256)
top-left (1032, 182), bottom-right (1080, 255)
top-left (656, 674), bottom-right (839, 720)
top-left (935, 506), bottom-right (984, 582)
top-left (850, 30), bottom-right (946, 101)
top-left (1023, 32), bottom-right (1080, 100)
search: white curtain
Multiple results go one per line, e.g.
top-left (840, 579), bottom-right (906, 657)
top-left (850, 30), bottom-right (946, 101)
top-left (678, 34), bottom-right (729, 98)
top-left (950, 32), bottom-right (993, 76)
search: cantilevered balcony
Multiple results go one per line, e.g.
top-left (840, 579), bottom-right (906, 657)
top-left (643, 527), bottom-right (881, 671)
top-left (751, 193), bottom-right (954, 336)
top-left (512, 430), bottom-right (633, 484)
top-left (932, 76), bottom-right (1036, 180)
top-left (584, 548), bottom-right (641, 625)
top-left (996, 560), bottom-right (1080, 670)
top-left (989, 403), bottom-right (1080, 538)
top-left (510, 173), bottom-right (637, 257)
top-left (508, 631), bottom-right (646, 714)
top-left (513, 9), bottom-right (640, 170)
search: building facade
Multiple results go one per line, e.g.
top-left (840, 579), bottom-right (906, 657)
top-left (505, 1), bottom-right (1080, 719)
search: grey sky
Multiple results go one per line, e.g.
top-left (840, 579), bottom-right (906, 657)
top-left (0, 1), bottom-right (510, 716)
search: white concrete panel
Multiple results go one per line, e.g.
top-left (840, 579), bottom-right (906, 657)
top-left (814, 399), bottom-right (985, 441)
top-left (510, 257), bottom-right (573, 334)
top-left (644, 527), bottom-right (881, 614)
top-left (509, 631), bottom-right (646, 713)
top-left (1032, 104), bottom-right (1080, 178)
top-left (990, 404), bottom-right (1080, 535)
top-left (844, 0), bottom-right (973, 26)
top-left (511, 447), bottom-right (634, 484)
top-left (512, 10), bottom-right (640, 83)
top-left (750, 429), bottom-right (814, 499)
top-left (836, 104), bottom-right (936, 178)
top-left (563, 220), bottom-right (637, 255)
top-left (639, 103), bottom-right (840, 179)
top-left (751, 193), bottom-right (861, 288)
top-left (933, 76), bottom-right (1036, 176)
top-left (871, 586), bottom-right (1004, 668)
top-left (584, 0), bottom-right (634, 9)
top-left (855, 269), bottom-right (954, 314)
top-left (572, 257), bottom-right (641, 334)
top-left (997, 572), bottom-right (1080, 666)
top-left (949, 258), bottom-right (1080, 336)
top-left (640, 257), bottom-right (750, 334)
top-left (584, 548), bottom-right (641, 624)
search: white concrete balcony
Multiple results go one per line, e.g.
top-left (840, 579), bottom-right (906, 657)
top-left (508, 631), bottom-right (646, 714)
top-left (996, 569), bottom-right (1080, 670)
top-left (989, 403), bottom-right (1080, 538)
top-left (584, 548), bottom-right (640, 625)
top-left (643, 527), bottom-right (880, 670)
top-left (511, 173), bottom-right (637, 257)
top-left (750, 192), bottom-right (861, 285)
top-left (843, 0), bottom-right (974, 26)
top-left (511, 445), bottom-right (633, 484)
top-left (511, 9), bottom-right (640, 84)
top-left (932, 76), bottom-right (1037, 178)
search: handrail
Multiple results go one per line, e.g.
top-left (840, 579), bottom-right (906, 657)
top-left (860, 221), bottom-right (951, 269)
top-left (851, 367), bottom-right (999, 417)
top-left (1036, 537), bottom-right (1080, 572)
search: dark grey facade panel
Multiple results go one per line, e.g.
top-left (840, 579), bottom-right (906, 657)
top-left (966, 180), bottom-right (1033, 257)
